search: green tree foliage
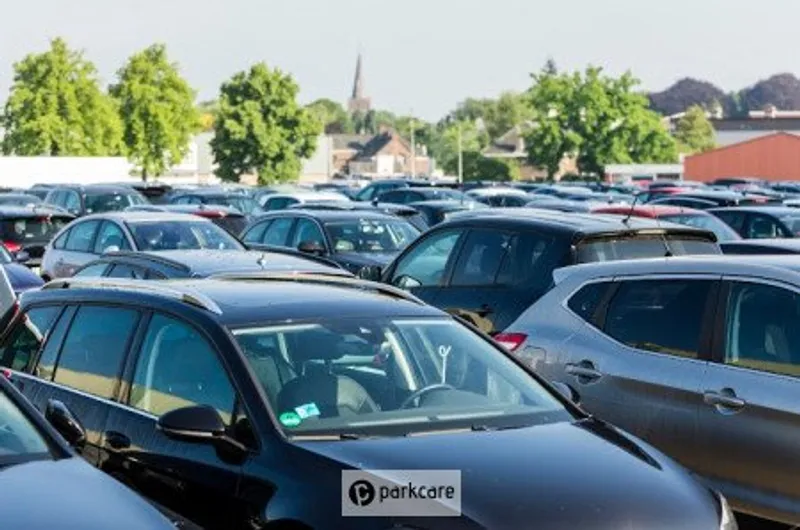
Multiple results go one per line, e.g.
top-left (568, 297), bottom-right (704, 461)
top-left (674, 105), bottom-right (716, 154)
top-left (445, 94), bottom-right (531, 142)
top-left (427, 120), bottom-right (488, 175)
top-left (1, 38), bottom-right (123, 156)
top-left (461, 151), bottom-right (520, 181)
top-left (306, 98), bottom-right (353, 134)
top-left (525, 65), bottom-right (677, 177)
top-left (110, 44), bottom-right (199, 180)
top-left (211, 63), bottom-right (321, 184)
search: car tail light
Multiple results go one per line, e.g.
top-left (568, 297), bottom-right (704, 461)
top-left (195, 210), bottom-right (225, 219)
top-left (1, 368), bottom-right (11, 379)
top-left (3, 241), bottom-right (21, 253)
top-left (494, 332), bottom-right (528, 352)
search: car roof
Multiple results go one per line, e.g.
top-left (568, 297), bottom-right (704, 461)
top-left (255, 209), bottom-right (397, 222)
top-left (50, 184), bottom-right (140, 194)
top-left (29, 276), bottom-right (442, 326)
top-left (709, 206), bottom-right (800, 215)
top-left (266, 191), bottom-right (348, 201)
top-left (0, 205), bottom-right (74, 218)
top-left (552, 254), bottom-right (800, 286)
top-left (592, 205), bottom-right (707, 217)
top-left (130, 204), bottom-right (245, 216)
top-left (408, 199), bottom-right (477, 209)
top-left (82, 211), bottom-right (212, 223)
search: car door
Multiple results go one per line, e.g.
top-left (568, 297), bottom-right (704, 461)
top-left (56, 219), bottom-right (101, 277)
top-left (557, 276), bottom-right (717, 473)
top-left (261, 216), bottom-right (295, 248)
top-left (384, 227), bottom-right (467, 308)
top-left (697, 278), bottom-right (800, 520)
top-left (103, 312), bottom-right (246, 529)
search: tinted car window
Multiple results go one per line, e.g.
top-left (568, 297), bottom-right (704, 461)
top-left (52, 229), bottom-right (70, 250)
top-left (326, 219), bottom-right (418, 253)
top-left (0, 307), bottom-right (61, 371)
top-left (243, 221), bottom-right (271, 243)
top-left (495, 232), bottom-right (565, 290)
top-left (291, 218), bottom-right (326, 248)
top-left (392, 229), bottom-right (463, 287)
top-left (724, 282), bottom-right (800, 377)
top-left (264, 197), bottom-right (296, 211)
top-left (575, 235), bottom-right (719, 263)
top-left (64, 220), bottom-right (100, 252)
top-left (84, 192), bottom-right (145, 214)
top-left (713, 211), bottom-right (746, 233)
top-left (567, 282), bottom-right (612, 323)
top-left (746, 214), bottom-right (787, 239)
top-left (604, 280), bottom-right (712, 359)
top-left (0, 216), bottom-right (72, 245)
top-left (52, 306), bottom-right (140, 398)
top-left (130, 314), bottom-right (236, 421)
top-left (34, 308), bottom-right (74, 381)
top-left (659, 214), bottom-right (740, 243)
top-left (106, 264), bottom-right (145, 279)
top-left (73, 263), bottom-right (110, 277)
top-left (263, 218), bottom-right (294, 246)
top-left (94, 221), bottom-right (131, 254)
top-left (128, 220), bottom-right (244, 251)
top-left (64, 191), bottom-right (81, 213)
top-left (451, 230), bottom-right (511, 286)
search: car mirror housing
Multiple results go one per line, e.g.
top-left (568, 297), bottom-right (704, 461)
top-left (157, 405), bottom-right (249, 463)
top-left (45, 399), bottom-right (86, 449)
top-left (297, 240), bottom-right (326, 256)
top-left (357, 265), bottom-right (383, 282)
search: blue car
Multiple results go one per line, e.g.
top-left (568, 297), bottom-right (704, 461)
top-left (0, 244), bottom-right (43, 293)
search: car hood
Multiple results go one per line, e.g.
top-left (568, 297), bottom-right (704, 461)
top-left (0, 457), bottom-right (174, 529)
top-left (333, 251), bottom-right (399, 271)
top-left (3, 263), bottom-right (44, 293)
top-left (294, 418), bottom-right (720, 530)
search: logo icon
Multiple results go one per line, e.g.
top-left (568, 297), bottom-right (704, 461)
top-left (348, 479), bottom-right (376, 506)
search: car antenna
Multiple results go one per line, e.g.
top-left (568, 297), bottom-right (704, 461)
top-left (621, 190), bottom-right (641, 225)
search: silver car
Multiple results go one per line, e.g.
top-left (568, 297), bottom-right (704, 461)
top-left (41, 212), bottom-right (246, 279)
top-left (501, 255), bottom-right (800, 525)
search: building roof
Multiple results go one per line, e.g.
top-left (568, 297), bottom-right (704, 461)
top-left (330, 134), bottom-right (374, 151)
top-left (483, 124), bottom-right (530, 158)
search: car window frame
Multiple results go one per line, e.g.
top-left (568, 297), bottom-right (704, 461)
top-left (261, 216), bottom-right (296, 247)
top-left (448, 228), bottom-right (514, 288)
top-left (0, 305), bottom-right (67, 373)
top-left (386, 226), bottom-right (468, 288)
top-left (64, 219), bottom-right (101, 253)
top-left (93, 220), bottom-right (131, 254)
top-left (289, 217), bottom-right (328, 250)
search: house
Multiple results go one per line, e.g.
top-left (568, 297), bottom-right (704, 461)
top-left (483, 123), bottom-right (577, 179)
top-left (330, 129), bottom-right (431, 177)
top-left (684, 132), bottom-right (800, 182)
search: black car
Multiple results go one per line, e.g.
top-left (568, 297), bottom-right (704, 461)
top-left (71, 249), bottom-right (350, 279)
top-left (44, 184), bottom-right (149, 216)
top-left (126, 204), bottom-right (249, 236)
top-left (169, 189), bottom-right (264, 219)
top-left (27, 184), bottom-right (59, 201)
top-left (408, 199), bottom-right (489, 226)
top-left (241, 209), bottom-right (420, 274)
top-left (362, 208), bottom-right (721, 334)
top-left (650, 190), bottom-right (778, 209)
top-left (376, 187), bottom-right (470, 205)
top-left (0, 275), bottom-right (734, 529)
top-left (354, 178), bottom-right (441, 202)
top-left (710, 206), bottom-right (800, 239)
top-left (0, 374), bottom-right (176, 529)
top-left (720, 238), bottom-right (800, 255)
top-left (112, 182), bottom-right (174, 204)
top-left (0, 206), bottom-right (74, 269)
top-left (0, 193), bottom-right (43, 207)
top-left (289, 200), bottom-right (429, 231)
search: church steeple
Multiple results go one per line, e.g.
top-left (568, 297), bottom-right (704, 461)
top-left (348, 53), bottom-right (371, 114)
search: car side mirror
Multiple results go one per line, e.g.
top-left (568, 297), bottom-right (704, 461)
top-left (550, 381), bottom-right (580, 405)
top-left (102, 245), bottom-right (120, 254)
top-left (357, 265), bottom-right (383, 282)
top-left (45, 399), bottom-right (86, 449)
top-left (297, 240), bottom-right (326, 256)
top-left (156, 405), bottom-right (247, 460)
top-left (14, 250), bottom-right (30, 264)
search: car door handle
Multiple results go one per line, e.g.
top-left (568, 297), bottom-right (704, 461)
top-left (104, 430), bottom-right (131, 450)
top-left (565, 362), bottom-right (602, 381)
top-left (703, 390), bottom-right (746, 411)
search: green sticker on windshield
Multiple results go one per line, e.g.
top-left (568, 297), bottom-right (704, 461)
top-left (279, 412), bottom-right (301, 428)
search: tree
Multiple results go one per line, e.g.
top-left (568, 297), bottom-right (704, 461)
top-left (1, 37), bottom-right (123, 156)
top-left (674, 105), bottom-right (716, 154)
top-left (460, 151), bottom-right (519, 181)
top-left (211, 63), bottom-right (321, 184)
top-left (198, 99), bottom-right (219, 132)
top-left (428, 119), bottom-right (487, 175)
top-left (485, 92), bottom-right (533, 140)
top-left (525, 65), bottom-right (677, 177)
top-left (306, 98), bottom-right (353, 134)
top-left (110, 44), bottom-right (199, 180)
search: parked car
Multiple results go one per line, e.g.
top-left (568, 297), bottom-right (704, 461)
top-left (27, 184), bottom-right (59, 201)
top-left (313, 182), bottom-right (359, 199)
top-left (0, 193), bottom-right (43, 207)
top-left (168, 189), bottom-right (264, 219)
top-left (288, 200), bottom-right (429, 231)
top-left (376, 187), bottom-right (470, 205)
top-left (720, 238), bottom-right (800, 255)
top-left (0, 274), bottom-right (735, 530)
top-left (710, 206), bottom-right (800, 239)
top-left (71, 248), bottom-right (350, 279)
top-left (651, 190), bottom-right (778, 209)
top-left (44, 185), bottom-right (148, 216)
top-left (502, 255), bottom-right (800, 525)
top-left (126, 204), bottom-right (248, 236)
top-left (0, 206), bottom-right (74, 272)
top-left (353, 178), bottom-right (439, 202)
top-left (523, 198), bottom-right (597, 213)
top-left (407, 199), bottom-right (489, 226)
top-left (260, 191), bottom-right (350, 211)
top-left (592, 205), bottom-right (742, 242)
top-left (41, 212), bottom-right (245, 279)
top-left (112, 182), bottom-right (173, 204)
top-left (241, 209), bottom-right (420, 274)
top-left (466, 187), bottom-right (531, 207)
top-left (0, 242), bottom-right (44, 293)
top-left (0, 374), bottom-right (177, 529)
top-left (363, 208), bottom-right (720, 335)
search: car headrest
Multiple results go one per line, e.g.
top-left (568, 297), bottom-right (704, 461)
top-left (290, 330), bottom-right (346, 364)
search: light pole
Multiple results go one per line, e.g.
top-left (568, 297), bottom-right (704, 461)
top-left (410, 116), bottom-right (416, 179)
top-left (457, 122), bottom-right (463, 184)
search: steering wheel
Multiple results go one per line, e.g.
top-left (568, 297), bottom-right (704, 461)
top-left (399, 383), bottom-right (455, 409)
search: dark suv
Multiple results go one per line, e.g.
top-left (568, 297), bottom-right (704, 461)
top-left (0, 274), bottom-right (733, 530)
top-left (364, 208), bottom-right (721, 334)
top-left (44, 185), bottom-right (148, 216)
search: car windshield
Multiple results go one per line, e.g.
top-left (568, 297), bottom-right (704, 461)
top-left (0, 195), bottom-right (41, 207)
top-left (779, 214), bottom-right (800, 235)
top-left (233, 317), bottom-right (571, 437)
top-left (576, 234), bottom-right (720, 263)
top-left (85, 192), bottom-right (147, 214)
top-left (326, 219), bottom-right (419, 253)
top-left (215, 197), bottom-right (263, 215)
top-left (1, 216), bottom-right (72, 243)
top-left (129, 220), bottom-right (245, 251)
top-left (661, 214), bottom-right (741, 242)
top-left (0, 387), bottom-right (52, 467)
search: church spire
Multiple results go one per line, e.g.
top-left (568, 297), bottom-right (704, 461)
top-left (352, 53), bottom-right (364, 99)
top-left (348, 53), bottom-right (371, 114)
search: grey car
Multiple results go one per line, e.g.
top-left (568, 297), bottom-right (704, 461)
top-left (501, 255), bottom-right (800, 525)
top-left (41, 212), bottom-right (245, 279)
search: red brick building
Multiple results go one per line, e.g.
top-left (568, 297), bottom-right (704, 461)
top-left (684, 132), bottom-right (800, 182)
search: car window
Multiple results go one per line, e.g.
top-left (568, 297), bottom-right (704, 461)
top-left (243, 221), bottom-right (271, 243)
top-left (52, 229), bottom-right (70, 250)
top-left (263, 217), bottom-right (294, 246)
top-left (106, 264), bottom-right (146, 279)
top-left (64, 220), bottom-right (100, 252)
top-left (724, 282), bottom-right (800, 377)
top-left (129, 314), bottom-right (236, 422)
top-left (264, 197), bottom-right (294, 211)
top-left (0, 386), bottom-right (51, 461)
top-left (567, 282), bottom-right (613, 323)
top-left (128, 220), bottom-right (244, 251)
top-left (84, 192), bottom-right (145, 214)
top-left (145, 268), bottom-right (168, 280)
top-left (378, 190), bottom-right (405, 204)
top-left (51, 306), bottom-right (140, 399)
top-left (746, 214), bottom-right (785, 239)
top-left (391, 229), bottom-right (463, 288)
top-left (94, 221), bottom-right (131, 254)
top-left (326, 219), bottom-right (418, 253)
top-left (575, 234), bottom-right (719, 262)
top-left (33, 307), bottom-right (74, 381)
top-left (604, 279), bottom-right (713, 359)
top-left (73, 263), bottom-right (110, 278)
top-left (713, 211), bottom-right (746, 233)
top-left (495, 232), bottom-right (565, 289)
top-left (1, 216), bottom-right (72, 245)
top-left (0, 307), bottom-right (62, 372)
top-left (356, 186), bottom-right (377, 201)
top-left (450, 230), bottom-right (512, 287)
top-left (64, 191), bottom-right (81, 213)
top-left (291, 218), bottom-right (326, 249)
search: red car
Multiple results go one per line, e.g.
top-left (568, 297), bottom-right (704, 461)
top-left (593, 204), bottom-right (742, 242)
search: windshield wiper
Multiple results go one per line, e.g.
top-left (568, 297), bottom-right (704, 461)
top-left (470, 423), bottom-right (528, 432)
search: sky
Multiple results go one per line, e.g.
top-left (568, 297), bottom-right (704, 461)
top-left (1, 0), bottom-right (799, 121)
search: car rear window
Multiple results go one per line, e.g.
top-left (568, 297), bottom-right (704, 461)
top-left (213, 216), bottom-right (248, 236)
top-left (0, 216), bottom-right (72, 243)
top-left (575, 234), bottom-right (720, 263)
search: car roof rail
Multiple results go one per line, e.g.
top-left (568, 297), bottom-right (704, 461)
top-left (41, 278), bottom-right (222, 314)
top-left (208, 272), bottom-right (425, 305)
